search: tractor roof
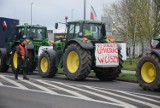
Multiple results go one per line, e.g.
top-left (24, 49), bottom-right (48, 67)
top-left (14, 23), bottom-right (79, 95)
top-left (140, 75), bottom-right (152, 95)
top-left (16, 24), bottom-right (47, 28)
top-left (68, 20), bottom-right (102, 24)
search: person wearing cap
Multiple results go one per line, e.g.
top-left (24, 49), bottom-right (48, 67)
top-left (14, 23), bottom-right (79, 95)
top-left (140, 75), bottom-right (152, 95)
top-left (15, 39), bottom-right (29, 80)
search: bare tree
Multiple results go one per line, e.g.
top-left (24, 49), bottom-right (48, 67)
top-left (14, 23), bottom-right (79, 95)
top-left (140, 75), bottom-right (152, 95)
top-left (103, 0), bottom-right (159, 58)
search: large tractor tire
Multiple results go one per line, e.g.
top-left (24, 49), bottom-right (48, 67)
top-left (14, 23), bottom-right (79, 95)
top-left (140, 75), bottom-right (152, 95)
top-left (11, 48), bottom-right (18, 73)
top-left (136, 53), bottom-right (160, 91)
top-left (0, 50), bottom-right (9, 72)
top-left (11, 48), bottom-right (36, 74)
top-left (38, 52), bottom-right (57, 78)
top-left (95, 51), bottom-right (123, 81)
top-left (63, 43), bottom-right (92, 80)
top-left (27, 50), bottom-right (36, 73)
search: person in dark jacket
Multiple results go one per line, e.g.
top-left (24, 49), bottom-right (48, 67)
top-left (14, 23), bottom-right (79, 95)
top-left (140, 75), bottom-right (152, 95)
top-left (15, 39), bottom-right (29, 80)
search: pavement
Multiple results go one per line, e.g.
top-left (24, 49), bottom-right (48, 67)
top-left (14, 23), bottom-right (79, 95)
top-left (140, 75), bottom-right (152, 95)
top-left (121, 70), bottom-right (136, 74)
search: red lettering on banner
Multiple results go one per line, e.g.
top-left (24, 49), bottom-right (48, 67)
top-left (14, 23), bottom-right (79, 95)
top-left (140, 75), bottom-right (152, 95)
top-left (97, 55), bottom-right (118, 64)
top-left (97, 48), bottom-right (118, 54)
top-left (97, 57), bottom-right (105, 63)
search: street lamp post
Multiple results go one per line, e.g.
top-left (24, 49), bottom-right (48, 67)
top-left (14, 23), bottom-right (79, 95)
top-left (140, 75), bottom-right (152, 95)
top-left (31, 2), bottom-right (34, 25)
top-left (84, 0), bottom-right (86, 20)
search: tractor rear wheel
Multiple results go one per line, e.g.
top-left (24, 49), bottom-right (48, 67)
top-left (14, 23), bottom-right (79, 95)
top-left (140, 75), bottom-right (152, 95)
top-left (0, 50), bottom-right (9, 72)
top-left (136, 53), bottom-right (160, 91)
top-left (11, 48), bottom-right (36, 74)
top-left (11, 48), bottom-right (18, 73)
top-left (27, 50), bottom-right (36, 74)
top-left (38, 52), bottom-right (57, 78)
top-left (95, 51), bottom-right (123, 81)
top-left (63, 43), bottom-right (91, 80)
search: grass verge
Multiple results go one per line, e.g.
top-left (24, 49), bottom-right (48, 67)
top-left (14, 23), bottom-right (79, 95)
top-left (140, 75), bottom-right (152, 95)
top-left (117, 73), bottom-right (137, 82)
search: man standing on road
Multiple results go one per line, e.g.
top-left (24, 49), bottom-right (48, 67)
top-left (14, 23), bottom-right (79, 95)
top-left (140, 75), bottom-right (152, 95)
top-left (15, 39), bottom-right (29, 80)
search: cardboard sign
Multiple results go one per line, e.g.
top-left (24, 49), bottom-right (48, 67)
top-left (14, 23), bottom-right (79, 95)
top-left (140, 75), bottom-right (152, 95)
top-left (95, 43), bottom-right (119, 67)
top-left (117, 43), bottom-right (127, 60)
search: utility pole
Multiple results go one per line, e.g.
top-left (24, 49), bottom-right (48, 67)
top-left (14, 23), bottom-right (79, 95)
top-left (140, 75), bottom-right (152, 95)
top-left (31, 2), bottom-right (34, 25)
top-left (84, 0), bottom-right (86, 20)
top-left (71, 9), bottom-right (74, 20)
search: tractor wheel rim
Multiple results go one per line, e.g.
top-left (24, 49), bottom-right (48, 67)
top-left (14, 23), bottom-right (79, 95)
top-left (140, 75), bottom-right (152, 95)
top-left (13, 52), bottom-right (18, 69)
top-left (67, 51), bottom-right (79, 73)
top-left (41, 57), bottom-right (48, 73)
top-left (141, 62), bottom-right (156, 83)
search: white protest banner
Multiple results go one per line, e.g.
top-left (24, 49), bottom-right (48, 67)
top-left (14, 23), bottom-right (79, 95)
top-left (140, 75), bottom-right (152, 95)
top-left (117, 43), bottom-right (127, 60)
top-left (95, 43), bottom-right (119, 67)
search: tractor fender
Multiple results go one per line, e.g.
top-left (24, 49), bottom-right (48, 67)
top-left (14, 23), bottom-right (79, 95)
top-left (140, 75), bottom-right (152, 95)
top-left (144, 49), bottom-right (160, 58)
top-left (38, 46), bottom-right (53, 59)
top-left (40, 48), bottom-right (57, 61)
top-left (64, 39), bottom-right (93, 51)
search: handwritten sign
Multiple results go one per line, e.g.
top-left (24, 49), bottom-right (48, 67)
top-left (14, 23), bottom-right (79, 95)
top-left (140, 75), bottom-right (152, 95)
top-left (95, 43), bottom-right (119, 67)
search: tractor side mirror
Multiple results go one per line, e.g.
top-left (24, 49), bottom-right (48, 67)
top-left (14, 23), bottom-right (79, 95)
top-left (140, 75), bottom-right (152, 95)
top-left (55, 23), bottom-right (58, 29)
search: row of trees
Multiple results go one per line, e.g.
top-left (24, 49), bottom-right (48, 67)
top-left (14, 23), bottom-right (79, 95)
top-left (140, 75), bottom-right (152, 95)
top-left (103, 0), bottom-right (160, 58)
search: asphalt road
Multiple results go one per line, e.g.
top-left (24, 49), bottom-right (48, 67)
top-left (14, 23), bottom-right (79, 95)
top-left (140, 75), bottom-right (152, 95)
top-left (0, 71), bottom-right (160, 108)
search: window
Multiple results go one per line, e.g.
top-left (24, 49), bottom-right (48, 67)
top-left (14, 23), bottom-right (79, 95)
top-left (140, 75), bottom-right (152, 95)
top-left (68, 24), bottom-right (75, 40)
top-left (16, 27), bottom-right (25, 39)
top-left (75, 24), bottom-right (80, 38)
top-left (27, 27), bottom-right (45, 41)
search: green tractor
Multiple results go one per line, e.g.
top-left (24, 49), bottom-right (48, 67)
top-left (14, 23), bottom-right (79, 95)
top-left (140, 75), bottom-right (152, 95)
top-left (136, 34), bottom-right (160, 91)
top-left (0, 23), bottom-right (51, 73)
top-left (38, 20), bottom-right (123, 80)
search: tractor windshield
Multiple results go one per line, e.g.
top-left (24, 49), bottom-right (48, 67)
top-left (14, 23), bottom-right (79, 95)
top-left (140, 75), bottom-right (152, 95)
top-left (26, 27), bottom-right (46, 41)
top-left (16, 27), bottom-right (46, 41)
top-left (83, 23), bottom-right (102, 40)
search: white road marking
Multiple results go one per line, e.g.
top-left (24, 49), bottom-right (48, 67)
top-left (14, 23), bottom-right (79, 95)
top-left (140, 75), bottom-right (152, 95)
top-left (0, 82), bottom-right (3, 86)
top-left (92, 86), bottom-right (160, 99)
top-left (0, 75), bottom-right (28, 90)
top-left (18, 77), bottom-right (58, 95)
top-left (50, 81), bottom-right (137, 108)
top-left (127, 91), bottom-right (160, 99)
top-left (85, 86), bottom-right (160, 108)
top-left (36, 79), bottom-right (92, 100)
top-left (66, 82), bottom-right (160, 100)
top-left (112, 90), bottom-right (160, 103)
top-left (0, 83), bottom-right (124, 107)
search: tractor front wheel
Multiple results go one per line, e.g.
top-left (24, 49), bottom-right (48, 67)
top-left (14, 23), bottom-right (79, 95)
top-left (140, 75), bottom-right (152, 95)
top-left (136, 53), bottom-right (160, 91)
top-left (64, 43), bottom-right (91, 80)
top-left (38, 52), bottom-right (57, 78)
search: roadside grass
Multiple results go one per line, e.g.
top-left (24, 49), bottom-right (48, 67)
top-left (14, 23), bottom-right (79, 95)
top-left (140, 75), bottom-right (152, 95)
top-left (117, 73), bottom-right (137, 81)
top-left (122, 58), bottom-right (139, 71)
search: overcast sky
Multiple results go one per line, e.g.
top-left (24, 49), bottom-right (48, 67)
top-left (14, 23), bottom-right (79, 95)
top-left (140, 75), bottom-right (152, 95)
top-left (0, 0), bottom-right (117, 31)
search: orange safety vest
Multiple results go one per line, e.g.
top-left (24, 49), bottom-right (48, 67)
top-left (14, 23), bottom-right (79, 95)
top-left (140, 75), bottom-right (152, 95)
top-left (18, 44), bottom-right (28, 58)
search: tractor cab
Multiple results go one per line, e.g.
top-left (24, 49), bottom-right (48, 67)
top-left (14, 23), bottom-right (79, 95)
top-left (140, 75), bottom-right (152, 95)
top-left (66, 20), bottom-right (106, 42)
top-left (15, 24), bottom-right (48, 42)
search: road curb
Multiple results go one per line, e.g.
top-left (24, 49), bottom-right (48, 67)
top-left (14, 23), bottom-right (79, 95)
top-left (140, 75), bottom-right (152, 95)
top-left (116, 78), bottom-right (137, 83)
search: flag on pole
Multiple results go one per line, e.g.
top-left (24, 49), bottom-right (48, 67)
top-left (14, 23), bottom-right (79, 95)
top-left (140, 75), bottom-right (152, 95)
top-left (90, 5), bottom-right (97, 20)
top-left (3, 21), bottom-right (7, 30)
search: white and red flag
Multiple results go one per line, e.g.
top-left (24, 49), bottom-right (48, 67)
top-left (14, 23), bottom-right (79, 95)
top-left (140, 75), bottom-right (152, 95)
top-left (90, 5), bottom-right (97, 21)
top-left (3, 21), bottom-right (7, 30)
